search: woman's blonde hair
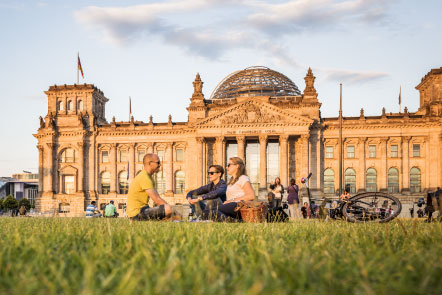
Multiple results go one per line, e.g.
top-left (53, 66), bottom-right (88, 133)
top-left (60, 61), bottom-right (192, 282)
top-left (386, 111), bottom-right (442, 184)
top-left (227, 157), bottom-right (247, 185)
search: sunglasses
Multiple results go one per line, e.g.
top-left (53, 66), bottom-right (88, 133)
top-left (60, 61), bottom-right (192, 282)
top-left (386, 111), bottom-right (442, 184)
top-left (208, 171), bottom-right (219, 175)
top-left (150, 161), bottom-right (161, 165)
top-left (227, 163), bottom-right (236, 168)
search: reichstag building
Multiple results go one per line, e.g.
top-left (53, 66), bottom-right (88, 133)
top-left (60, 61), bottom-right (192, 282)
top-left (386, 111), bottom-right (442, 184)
top-left (34, 66), bottom-right (442, 216)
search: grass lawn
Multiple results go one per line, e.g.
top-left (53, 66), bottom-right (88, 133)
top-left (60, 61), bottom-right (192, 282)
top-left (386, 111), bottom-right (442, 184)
top-left (0, 218), bottom-right (441, 295)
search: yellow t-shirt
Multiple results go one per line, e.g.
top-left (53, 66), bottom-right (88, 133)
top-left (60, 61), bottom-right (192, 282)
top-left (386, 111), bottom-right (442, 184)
top-left (127, 170), bottom-right (155, 217)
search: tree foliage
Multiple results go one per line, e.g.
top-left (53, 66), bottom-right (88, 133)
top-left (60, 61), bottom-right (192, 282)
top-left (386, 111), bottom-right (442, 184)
top-left (18, 198), bottom-right (31, 211)
top-left (3, 195), bottom-right (18, 210)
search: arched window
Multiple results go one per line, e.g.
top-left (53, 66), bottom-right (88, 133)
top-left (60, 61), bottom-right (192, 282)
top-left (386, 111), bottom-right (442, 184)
top-left (366, 168), bottom-right (377, 192)
top-left (175, 170), bottom-right (185, 194)
top-left (101, 171), bottom-right (110, 194)
top-left (78, 100), bottom-right (83, 111)
top-left (67, 100), bottom-right (73, 111)
top-left (410, 167), bottom-right (421, 193)
top-left (119, 171), bottom-right (128, 194)
top-left (345, 168), bottom-right (356, 193)
top-left (60, 148), bottom-right (76, 163)
top-left (387, 167), bottom-right (399, 193)
top-left (58, 101), bottom-right (64, 111)
top-left (323, 169), bottom-right (335, 194)
top-left (155, 173), bottom-right (166, 196)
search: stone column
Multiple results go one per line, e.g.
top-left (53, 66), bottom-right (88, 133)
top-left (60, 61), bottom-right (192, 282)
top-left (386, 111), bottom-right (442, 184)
top-left (402, 136), bottom-right (411, 193)
top-left (45, 143), bottom-right (54, 193)
top-left (215, 137), bottom-right (225, 166)
top-left (259, 135), bottom-right (267, 190)
top-left (196, 137), bottom-right (204, 187)
top-left (237, 136), bottom-right (245, 161)
top-left (301, 134), bottom-right (310, 179)
top-left (129, 143), bottom-right (135, 183)
top-left (358, 138), bottom-right (367, 192)
top-left (37, 145), bottom-right (44, 193)
top-left (379, 138), bottom-right (388, 191)
top-left (279, 135), bottom-right (289, 188)
top-left (165, 143), bottom-right (174, 194)
top-left (77, 142), bottom-right (84, 192)
top-left (147, 143), bottom-right (154, 154)
top-left (110, 143), bottom-right (117, 193)
top-left (88, 139), bottom-right (97, 198)
top-left (440, 134), bottom-right (442, 188)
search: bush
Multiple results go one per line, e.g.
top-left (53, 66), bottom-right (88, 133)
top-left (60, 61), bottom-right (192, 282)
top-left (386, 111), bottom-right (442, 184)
top-left (3, 195), bottom-right (18, 210)
top-left (0, 198), bottom-right (4, 210)
top-left (18, 198), bottom-right (31, 211)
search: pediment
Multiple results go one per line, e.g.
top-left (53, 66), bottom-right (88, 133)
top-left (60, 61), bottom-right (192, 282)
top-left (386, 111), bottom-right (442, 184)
top-left (195, 100), bottom-right (313, 127)
top-left (59, 165), bottom-right (78, 175)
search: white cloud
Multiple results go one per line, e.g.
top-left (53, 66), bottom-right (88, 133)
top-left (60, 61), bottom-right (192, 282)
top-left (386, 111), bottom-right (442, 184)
top-left (323, 68), bottom-right (389, 84)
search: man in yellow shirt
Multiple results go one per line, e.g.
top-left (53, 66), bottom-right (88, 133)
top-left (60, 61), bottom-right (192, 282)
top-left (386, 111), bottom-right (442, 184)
top-left (127, 153), bottom-right (173, 220)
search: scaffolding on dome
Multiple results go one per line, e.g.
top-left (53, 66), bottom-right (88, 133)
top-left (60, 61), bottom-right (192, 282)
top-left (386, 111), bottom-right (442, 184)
top-left (209, 66), bottom-right (301, 100)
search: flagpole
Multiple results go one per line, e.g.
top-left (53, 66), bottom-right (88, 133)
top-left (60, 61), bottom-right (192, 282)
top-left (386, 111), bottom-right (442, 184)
top-left (77, 52), bottom-right (79, 84)
top-left (129, 96), bottom-right (132, 121)
top-left (399, 86), bottom-right (402, 113)
top-left (339, 83), bottom-right (343, 196)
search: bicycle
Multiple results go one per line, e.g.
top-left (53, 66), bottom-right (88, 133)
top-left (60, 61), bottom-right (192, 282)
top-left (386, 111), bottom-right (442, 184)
top-left (301, 173), bottom-right (402, 223)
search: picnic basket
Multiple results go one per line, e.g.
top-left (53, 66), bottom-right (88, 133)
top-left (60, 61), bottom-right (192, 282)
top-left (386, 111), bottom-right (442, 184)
top-left (235, 201), bottom-right (268, 223)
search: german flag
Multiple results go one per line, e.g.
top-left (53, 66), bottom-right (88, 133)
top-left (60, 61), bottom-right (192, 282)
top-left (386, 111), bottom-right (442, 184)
top-left (78, 54), bottom-right (84, 78)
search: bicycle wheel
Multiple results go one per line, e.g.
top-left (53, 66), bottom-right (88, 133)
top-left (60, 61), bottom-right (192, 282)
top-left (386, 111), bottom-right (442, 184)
top-left (342, 192), bottom-right (402, 223)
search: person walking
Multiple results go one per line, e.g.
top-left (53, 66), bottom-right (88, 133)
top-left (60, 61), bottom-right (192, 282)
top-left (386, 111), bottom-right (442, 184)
top-left (211, 157), bottom-right (255, 221)
top-left (270, 177), bottom-right (284, 208)
top-left (287, 178), bottom-right (300, 220)
top-left (127, 153), bottom-right (174, 221)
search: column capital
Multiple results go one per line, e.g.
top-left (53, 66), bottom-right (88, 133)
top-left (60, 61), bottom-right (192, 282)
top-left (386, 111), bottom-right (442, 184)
top-left (129, 143), bottom-right (135, 149)
top-left (402, 136), bottom-right (412, 143)
top-left (110, 143), bottom-right (117, 149)
top-left (236, 136), bottom-right (245, 144)
top-left (259, 134), bottom-right (268, 143)
top-left (279, 134), bottom-right (289, 143)
top-left (37, 144), bottom-right (44, 151)
top-left (358, 137), bottom-right (368, 144)
top-left (300, 134), bottom-right (310, 142)
top-left (46, 142), bottom-right (56, 149)
top-left (379, 137), bottom-right (389, 144)
top-left (196, 137), bottom-right (205, 144)
top-left (215, 136), bottom-right (225, 144)
top-left (77, 142), bottom-right (84, 150)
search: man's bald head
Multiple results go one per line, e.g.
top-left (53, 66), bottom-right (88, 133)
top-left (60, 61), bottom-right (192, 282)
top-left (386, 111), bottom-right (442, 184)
top-left (143, 153), bottom-right (159, 166)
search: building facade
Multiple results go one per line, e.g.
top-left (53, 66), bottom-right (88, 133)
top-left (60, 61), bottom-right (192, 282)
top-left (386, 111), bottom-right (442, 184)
top-left (34, 66), bottom-right (442, 216)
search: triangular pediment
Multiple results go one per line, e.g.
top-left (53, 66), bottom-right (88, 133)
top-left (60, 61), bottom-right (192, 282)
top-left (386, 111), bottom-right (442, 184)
top-left (59, 165), bottom-right (78, 175)
top-left (195, 100), bottom-right (313, 127)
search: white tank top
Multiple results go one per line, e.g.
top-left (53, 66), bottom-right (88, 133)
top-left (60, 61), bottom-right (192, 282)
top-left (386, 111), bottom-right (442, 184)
top-left (226, 175), bottom-right (250, 201)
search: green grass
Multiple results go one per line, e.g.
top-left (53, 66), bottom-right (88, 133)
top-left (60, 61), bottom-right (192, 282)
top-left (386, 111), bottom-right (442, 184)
top-left (0, 218), bottom-right (441, 295)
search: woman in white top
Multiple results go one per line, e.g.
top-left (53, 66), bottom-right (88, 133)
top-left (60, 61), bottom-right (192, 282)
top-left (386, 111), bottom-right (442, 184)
top-left (216, 157), bottom-right (255, 220)
top-left (270, 177), bottom-right (284, 208)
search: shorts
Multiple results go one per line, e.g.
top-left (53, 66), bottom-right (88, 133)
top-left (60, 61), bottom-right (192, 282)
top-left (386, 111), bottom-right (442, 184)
top-left (131, 204), bottom-right (166, 221)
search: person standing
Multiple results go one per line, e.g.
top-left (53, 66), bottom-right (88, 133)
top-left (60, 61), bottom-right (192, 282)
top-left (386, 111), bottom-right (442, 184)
top-left (213, 157), bottom-right (255, 221)
top-left (186, 165), bottom-right (226, 219)
top-left (127, 153), bottom-right (174, 220)
top-left (287, 178), bottom-right (300, 220)
top-left (104, 200), bottom-right (118, 218)
top-left (270, 177), bottom-right (284, 208)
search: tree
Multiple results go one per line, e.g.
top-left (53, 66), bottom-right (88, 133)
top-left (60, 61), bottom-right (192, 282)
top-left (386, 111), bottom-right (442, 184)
top-left (3, 195), bottom-right (18, 211)
top-left (18, 198), bottom-right (31, 211)
top-left (0, 198), bottom-right (4, 210)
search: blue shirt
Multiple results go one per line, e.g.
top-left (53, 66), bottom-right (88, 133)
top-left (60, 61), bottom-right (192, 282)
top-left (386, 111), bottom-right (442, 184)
top-left (85, 204), bottom-right (97, 218)
top-left (186, 179), bottom-right (227, 202)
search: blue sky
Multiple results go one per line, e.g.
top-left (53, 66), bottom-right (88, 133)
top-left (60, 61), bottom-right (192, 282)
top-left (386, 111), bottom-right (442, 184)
top-left (1, 0), bottom-right (441, 176)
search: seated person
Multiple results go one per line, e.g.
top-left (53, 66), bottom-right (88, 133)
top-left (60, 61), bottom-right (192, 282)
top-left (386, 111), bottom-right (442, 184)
top-left (85, 201), bottom-right (101, 218)
top-left (104, 200), bottom-right (119, 218)
top-left (209, 157), bottom-right (255, 221)
top-left (340, 185), bottom-right (351, 201)
top-left (266, 191), bottom-right (288, 222)
top-left (187, 165), bottom-right (226, 219)
top-left (127, 153), bottom-right (174, 221)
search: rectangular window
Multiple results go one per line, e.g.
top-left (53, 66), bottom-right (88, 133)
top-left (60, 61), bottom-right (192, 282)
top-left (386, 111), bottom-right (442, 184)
top-left (413, 144), bottom-right (420, 157)
top-left (63, 175), bottom-right (75, 194)
top-left (102, 151), bottom-right (109, 163)
top-left (391, 145), bottom-right (398, 158)
top-left (325, 146), bottom-right (333, 159)
top-left (120, 150), bottom-right (128, 162)
top-left (137, 150), bottom-right (145, 162)
top-left (347, 145), bottom-right (355, 158)
top-left (368, 145), bottom-right (376, 158)
top-left (157, 150), bottom-right (165, 162)
top-left (176, 149), bottom-right (184, 162)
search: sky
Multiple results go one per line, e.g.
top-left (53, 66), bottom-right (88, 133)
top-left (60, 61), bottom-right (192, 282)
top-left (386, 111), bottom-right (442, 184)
top-left (0, 0), bottom-right (441, 177)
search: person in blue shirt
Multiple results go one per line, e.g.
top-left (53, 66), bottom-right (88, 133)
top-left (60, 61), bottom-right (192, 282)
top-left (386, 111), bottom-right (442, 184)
top-left (187, 165), bottom-right (226, 219)
top-left (85, 201), bottom-right (101, 218)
